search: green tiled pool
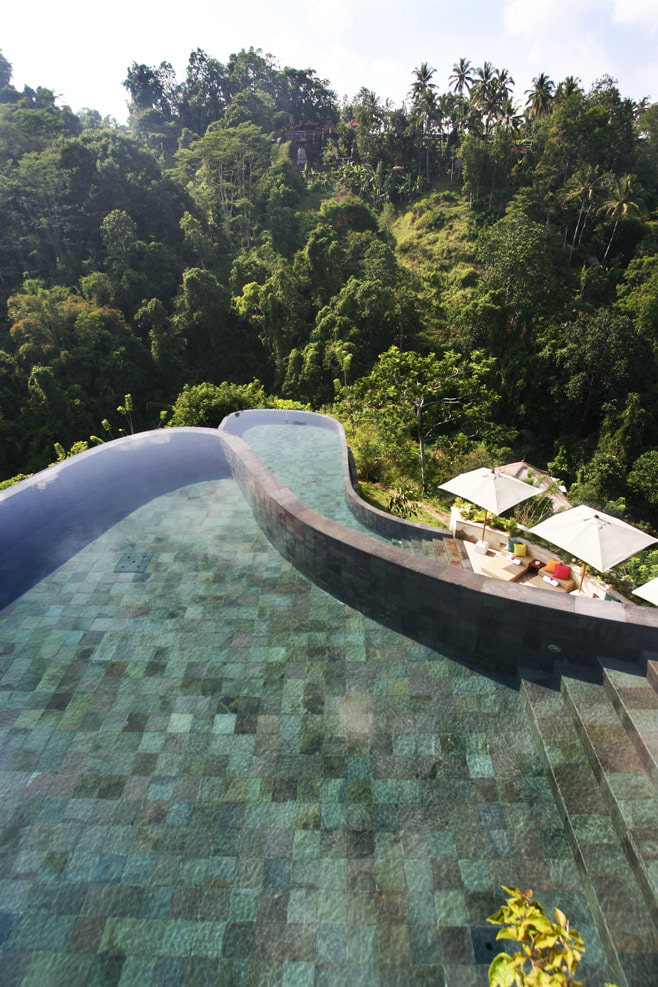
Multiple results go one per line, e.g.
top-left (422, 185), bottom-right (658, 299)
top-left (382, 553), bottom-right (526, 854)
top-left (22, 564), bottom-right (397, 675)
top-left (240, 423), bottom-right (369, 533)
top-left (0, 461), bottom-right (615, 985)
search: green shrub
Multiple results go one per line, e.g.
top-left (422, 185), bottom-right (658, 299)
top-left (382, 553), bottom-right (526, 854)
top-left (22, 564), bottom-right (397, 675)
top-left (487, 886), bottom-right (617, 987)
top-left (168, 381), bottom-right (267, 428)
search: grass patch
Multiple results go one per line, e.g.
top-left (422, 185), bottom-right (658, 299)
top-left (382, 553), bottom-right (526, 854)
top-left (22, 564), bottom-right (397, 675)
top-left (358, 482), bottom-right (449, 529)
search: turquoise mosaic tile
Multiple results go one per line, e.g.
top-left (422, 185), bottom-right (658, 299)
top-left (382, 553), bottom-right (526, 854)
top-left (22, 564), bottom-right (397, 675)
top-left (0, 477), bottom-right (619, 984)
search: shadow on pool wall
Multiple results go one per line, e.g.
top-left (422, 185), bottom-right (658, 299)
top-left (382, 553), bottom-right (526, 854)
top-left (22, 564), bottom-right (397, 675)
top-left (0, 427), bottom-right (231, 611)
top-left (220, 410), bottom-right (658, 676)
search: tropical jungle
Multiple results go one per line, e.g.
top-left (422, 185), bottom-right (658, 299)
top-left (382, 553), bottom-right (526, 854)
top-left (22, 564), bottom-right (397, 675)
top-left (2, 46), bottom-right (658, 589)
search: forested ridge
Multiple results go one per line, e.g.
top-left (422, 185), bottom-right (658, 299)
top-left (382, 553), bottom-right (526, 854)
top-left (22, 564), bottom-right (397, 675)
top-left (3, 46), bottom-right (658, 574)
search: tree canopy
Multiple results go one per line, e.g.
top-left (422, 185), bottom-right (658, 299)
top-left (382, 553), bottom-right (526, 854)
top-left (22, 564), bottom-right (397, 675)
top-left (1, 45), bottom-right (658, 543)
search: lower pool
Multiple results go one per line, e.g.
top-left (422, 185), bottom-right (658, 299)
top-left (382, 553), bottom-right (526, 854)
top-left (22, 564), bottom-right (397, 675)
top-left (0, 468), bottom-right (612, 985)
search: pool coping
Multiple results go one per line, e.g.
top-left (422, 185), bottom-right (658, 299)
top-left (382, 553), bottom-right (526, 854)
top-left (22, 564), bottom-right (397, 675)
top-left (219, 410), bottom-right (658, 675)
top-left (2, 416), bottom-right (656, 675)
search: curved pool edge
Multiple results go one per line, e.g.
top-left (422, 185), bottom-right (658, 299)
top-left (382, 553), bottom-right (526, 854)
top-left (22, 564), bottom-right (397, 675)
top-left (3, 418), bottom-right (656, 676)
top-left (220, 408), bottom-right (455, 546)
top-left (220, 410), bottom-right (658, 675)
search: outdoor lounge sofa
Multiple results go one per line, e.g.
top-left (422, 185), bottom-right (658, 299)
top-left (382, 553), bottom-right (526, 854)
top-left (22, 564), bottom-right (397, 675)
top-left (481, 553), bottom-right (532, 582)
top-left (515, 554), bottom-right (576, 592)
top-left (525, 570), bottom-right (577, 593)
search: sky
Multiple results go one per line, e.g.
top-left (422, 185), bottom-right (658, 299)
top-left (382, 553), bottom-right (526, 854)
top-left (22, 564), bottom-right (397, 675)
top-left (2, 0), bottom-right (657, 122)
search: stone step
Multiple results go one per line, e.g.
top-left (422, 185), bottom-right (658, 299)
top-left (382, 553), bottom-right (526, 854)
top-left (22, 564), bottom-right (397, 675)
top-left (400, 537), bottom-right (463, 566)
top-left (521, 670), bottom-right (658, 986)
top-left (560, 671), bottom-right (658, 936)
top-left (599, 656), bottom-right (658, 792)
top-left (400, 538), bottom-right (436, 558)
top-left (438, 537), bottom-right (466, 566)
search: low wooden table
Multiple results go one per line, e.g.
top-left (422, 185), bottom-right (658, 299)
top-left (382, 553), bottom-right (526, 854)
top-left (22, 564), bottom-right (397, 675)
top-left (527, 559), bottom-right (545, 573)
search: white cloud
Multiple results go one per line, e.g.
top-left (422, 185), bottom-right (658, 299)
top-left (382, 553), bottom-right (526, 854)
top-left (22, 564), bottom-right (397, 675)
top-left (503, 0), bottom-right (589, 39)
top-left (501, 0), bottom-right (631, 94)
top-left (612, 0), bottom-right (658, 32)
top-left (636, 58), bottom-right (658, 97)
top-left (302, 0), bottom-right (353, 39)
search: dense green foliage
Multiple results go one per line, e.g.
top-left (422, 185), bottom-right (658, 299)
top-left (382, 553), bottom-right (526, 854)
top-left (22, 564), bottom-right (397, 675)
top-left (2, 47), bottom-right (658, 569)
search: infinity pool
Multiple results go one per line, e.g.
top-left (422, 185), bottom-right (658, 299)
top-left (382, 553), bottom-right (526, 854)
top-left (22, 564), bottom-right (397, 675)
top-left (240, 422), bottom-right (372, 534)
top-left (0, 430), bottom-right (613, 985)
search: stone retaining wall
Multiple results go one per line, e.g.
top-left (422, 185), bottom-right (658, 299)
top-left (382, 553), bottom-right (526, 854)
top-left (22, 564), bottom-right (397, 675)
top-left (220, 411), bottom-right (658, 675)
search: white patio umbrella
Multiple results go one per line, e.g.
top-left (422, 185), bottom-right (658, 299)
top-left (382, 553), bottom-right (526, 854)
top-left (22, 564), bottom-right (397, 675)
top-left (529, 505), bottom-right (657, 591)
top-left (438, 467), bottom-right (540, 541)
top-left (633, 578), bottom-right (658, 607)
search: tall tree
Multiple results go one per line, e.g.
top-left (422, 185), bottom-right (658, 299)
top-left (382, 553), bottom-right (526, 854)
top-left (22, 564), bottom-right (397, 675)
top-left (560, 166), bottom-right (607, 263)
top-left (124, 61), bottom-right (179, 120)
top-left (345, 345), bottom-right (498, 491)
top-left (409, 63), bottom-right (438, 178)
top-left (525, 73), bottom-right (554, 125)
top-left (449, 58), bottom-right (474, 97)
top-left (598, 173), bottom-right (643, 262)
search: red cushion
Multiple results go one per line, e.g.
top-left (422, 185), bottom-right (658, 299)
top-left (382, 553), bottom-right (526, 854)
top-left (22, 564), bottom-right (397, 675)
top-left (554, 564), bottom-right (571, 580)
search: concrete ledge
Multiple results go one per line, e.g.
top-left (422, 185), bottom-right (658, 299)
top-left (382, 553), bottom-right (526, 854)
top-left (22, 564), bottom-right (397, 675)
top-left (3, 415), bottom-right (656, 676)
top-left (220, 410), bottom-right (658, 674)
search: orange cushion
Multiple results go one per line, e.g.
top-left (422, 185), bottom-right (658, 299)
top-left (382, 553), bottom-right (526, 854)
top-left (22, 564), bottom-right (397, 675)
top-left (545, 558), bottom-right (560, 574)
top-left (554, 564), bottom-right (571, 580)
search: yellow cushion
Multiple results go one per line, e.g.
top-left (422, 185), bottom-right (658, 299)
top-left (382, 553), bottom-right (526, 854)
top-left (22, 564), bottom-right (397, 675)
top-left (513, 543), bottom-right (527, 557)
top-left (545, 558), bottom-right (560, 573)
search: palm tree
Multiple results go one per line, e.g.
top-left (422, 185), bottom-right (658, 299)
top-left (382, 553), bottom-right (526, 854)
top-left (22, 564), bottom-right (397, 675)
top-left (471, 62), bottom-right (495, 109)
top-left (495, 67), bottom-right (515, 100)
top-left (499, 96), bottom-right (522, 133)
top-left (474, 61), bottom-right (495, 87)
top-left (633, 96), bottom-right (651, 121)
top-left (449, 58), bottom-right (473, 96)
top-left (599, 174), bottom-right (643, 262)
top-left (560, 166), bottom-right (607, 262)
top-left (561, 76), bottom-right (581, 96)
top-left (409, 63), bottom-right (438, 178)
top-left (412, 89), bottom-right (438, 178)
top-left (478, 81), bottom-right (507, 137)
top-left (470, 64), bottom-right (512, 137)
top-left (525, 73), bottom-right (554, 125)
top-left (409, 62), bottom-right (437, 104)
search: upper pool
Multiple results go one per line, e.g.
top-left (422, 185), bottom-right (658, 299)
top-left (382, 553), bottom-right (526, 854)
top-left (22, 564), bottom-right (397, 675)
top-left (239, 420), bottom-right (380, 536)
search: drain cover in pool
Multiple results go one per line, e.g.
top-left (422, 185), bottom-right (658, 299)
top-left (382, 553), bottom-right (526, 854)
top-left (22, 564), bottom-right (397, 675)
top-left (114, 552), bottom-right (153, 572)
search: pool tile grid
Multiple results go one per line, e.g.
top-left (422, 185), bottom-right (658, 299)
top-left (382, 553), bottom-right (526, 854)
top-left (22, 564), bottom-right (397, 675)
top-left (0, 479), bottom-right (615, 984)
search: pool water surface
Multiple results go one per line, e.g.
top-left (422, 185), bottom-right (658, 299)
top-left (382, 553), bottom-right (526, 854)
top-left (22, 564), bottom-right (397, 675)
top-left (241, 423), bottom-right (377, 536)
top-left (0, 465), bottom-right (613, 986)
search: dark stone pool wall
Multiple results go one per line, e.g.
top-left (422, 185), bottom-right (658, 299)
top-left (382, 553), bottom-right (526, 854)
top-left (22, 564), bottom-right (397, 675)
top-left (219, 411), bottom-right (658, 675)
top-left (3, 415), bottom-right (656, 674)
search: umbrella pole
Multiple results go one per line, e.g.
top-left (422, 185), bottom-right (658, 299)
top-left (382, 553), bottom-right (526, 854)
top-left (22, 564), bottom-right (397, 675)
top-left (579, 563), bottom-right (587, 592)
top-left (481, 511), bottom-right (488, 542)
